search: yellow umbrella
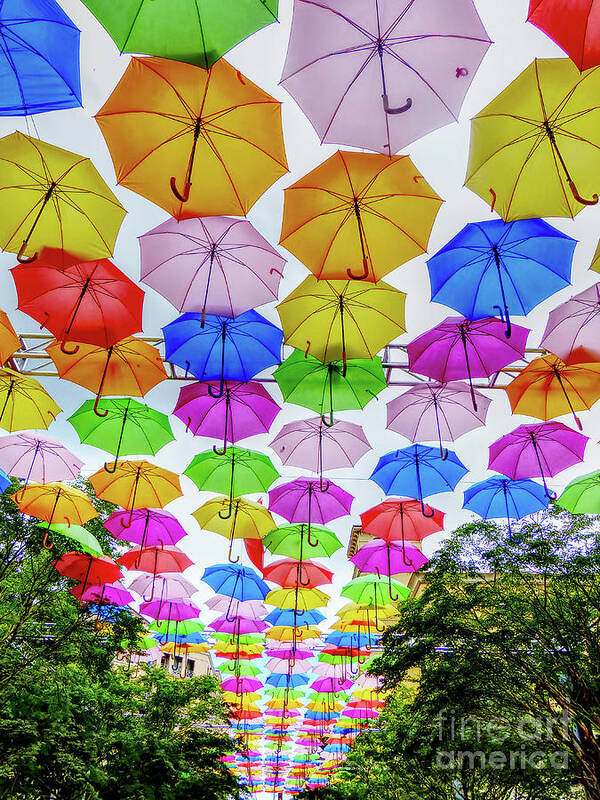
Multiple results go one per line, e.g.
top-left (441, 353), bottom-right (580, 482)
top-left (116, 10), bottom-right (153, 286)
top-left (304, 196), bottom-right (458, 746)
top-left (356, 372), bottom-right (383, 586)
top-left (89, 460), bottom-right (182, 523)
top-left (12, 482), bottom-right (97, 528)
top-left (192, 495), bottom-right (274, 563)
top-left (466, 58), bottom-right (600, 221)
top-left (161, 642), bottom-right (210, 654)
top-left (0, 368), bottom-right (61, 432)
top-left (265, 587), bottom-right (329, 612)
top-left (276, 277), bottom-right (405, 370)
top-left (223, 692), bottom-right (262, 704)
top-left (280, 150), bottom-right (442, 282)
top-left (265, 625), bottom-right (321, 642)
top-left (336, 603), bottom-right (399, 623)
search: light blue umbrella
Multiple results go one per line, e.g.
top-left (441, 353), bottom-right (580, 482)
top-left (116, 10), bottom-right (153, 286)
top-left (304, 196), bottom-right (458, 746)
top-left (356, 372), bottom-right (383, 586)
top-left (463, 475), bottom-right (548, 541)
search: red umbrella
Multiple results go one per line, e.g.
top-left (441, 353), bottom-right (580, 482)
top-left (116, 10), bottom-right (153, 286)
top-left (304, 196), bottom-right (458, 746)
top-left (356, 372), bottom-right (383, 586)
top-left (528, 1), bottom-right (600, 71)
top-left (262, 559), bottom-right (333, 589)
top-left (117, 545), bottom-right (193, 573)
top-left (360, 498), bottom-right (444, 548)
top-left (12, 256), bottom-right (144, 354)
top-left (54, 551), bottom-right (121, 597)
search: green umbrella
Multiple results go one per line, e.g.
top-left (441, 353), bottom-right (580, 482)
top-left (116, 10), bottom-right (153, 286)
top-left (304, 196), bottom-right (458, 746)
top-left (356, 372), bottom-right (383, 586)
top-left (263, 524), bottom-right (342, 563)
top-left (212, 631), bottom-right (264, 644)
top-left (184, 446), bottom-right (279, 519)
top-left (81, 0), bottom-right (278, 69)
top-left (341, 575), bottom-right (411, 606)
top-left (68, 398), bottom-right (174, 473)
top-left (219, 661), bottom-right (262, 677)
top-left (307, 691), bottom-right (349, 702)
top-left (274, 349), bottom-right (387, 427)
top-left (263, 687), bottom-right (306, 699)
top-left (39, 522), bottom-right (103, 556)
top-left (150, 619), bottom-right (204, 636)
top-left (557, 470), bottom-right (600, 513)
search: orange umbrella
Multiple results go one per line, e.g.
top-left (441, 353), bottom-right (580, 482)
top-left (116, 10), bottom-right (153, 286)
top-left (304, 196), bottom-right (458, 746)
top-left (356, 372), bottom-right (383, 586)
top-left (96, 57), bottom-right (288, 219)
top-left (504, 353), bottom-right (600, 429)
top-left (11, 482), bottom-right (98, 546)
top-left (46, 337), bottom-right (167, 417)
top-left (0, 310), bottom-right (21, 365)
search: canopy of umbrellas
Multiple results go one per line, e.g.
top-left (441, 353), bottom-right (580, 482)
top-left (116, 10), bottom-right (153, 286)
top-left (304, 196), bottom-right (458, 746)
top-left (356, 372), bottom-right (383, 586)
top-left (0, 0), bottom-right (600, 794)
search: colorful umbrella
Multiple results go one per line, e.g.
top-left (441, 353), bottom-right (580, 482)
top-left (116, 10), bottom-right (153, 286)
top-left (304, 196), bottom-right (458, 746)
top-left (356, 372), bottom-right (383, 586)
top-left (557, 470), bottom-right (600, 513)
top-left (139, 216), bottom-right (285, 321)
top-left (0, 433), bottom-right (81, 483)
top-left (281, 0), bottom-right (490, 155)
top-left (104, 508), bottom-right (187, 548)
top-left (129, 573), bottom-right (197, 601)
top-left (12, 482), bottom-right (97, 530)
top-left (341, 575), bottom-right (411, 607)
top-left (141, 599), bottom-right (200, 622)
top-left (202, 564), bottom-right (270, 601)
top-left (193, 495), bottom-right (274, 563)
top-left (527, 1), bottom-right (600, 70)
top-left (70, 581), bottom-right (134, 607)
top-left (118, 545), bottom-right (193, 574)
top-left (0, 368), bottom-right (61, 432)
top-left (463, 476), bottom-right (549, 540)
top-left (262, 560), bottom-right (334, 590)
top-left (42, 522), bottom-right (102, 556)
top-left (0, 310), bottom-right (20, 365)
top-left (350, 540), bottom-right (428, 579)
top-left (360, 498), bottom-right (444, 545)
top-left (54, 551), bottom-right (121, 595)
top-left (96, 57), bottom-right (287, 218)
top-left (268, 479), bottom-right (353, 536)
top-left (263, 524), bottom-right (342, 560)
top-left (540, 282), bottom-right (600, 361)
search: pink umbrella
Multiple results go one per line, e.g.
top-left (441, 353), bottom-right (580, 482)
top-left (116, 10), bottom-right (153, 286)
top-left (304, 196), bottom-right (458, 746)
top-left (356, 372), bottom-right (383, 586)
top-left (128, 573), bottom-right (198, 601)
top-left (69, 581), bottom-right (134, 606)
top-left (407, 316), bottom-right (529, 409)
top-left (206, 596), bottom-right (268, 618)
top-left (386, 381), bottom-right (491, 457)
top-left (139, 216), bottom-right (286, 322)
top-left (350, 540), bottom-right (428, 598)
top-left (489, 421), bottom-right (588, 498)
top-left (210, 616), bottom-right (269, 635)
top-left (104, 508), bottom-right (187, 548)
top-left (222, 677), bottom-right (263, 693)
top-left (265, 648), bottom-right (314, 660)
top-left (540, 283), bottom-right (600, 362)
top-left (265, 658), bottom-right (309, 674)
top-left (174, 380), bottom-right (280, 454)
top-left (0, 433), bottom-right (82, 483)
top-left (311, 678), bottom-right (353, 693)
top-left (268, 478), bottom-right (353, 539)
top-left (269, 417), bottom-right (370, 488)
top-left (140, 598), bottom-right (200, 621)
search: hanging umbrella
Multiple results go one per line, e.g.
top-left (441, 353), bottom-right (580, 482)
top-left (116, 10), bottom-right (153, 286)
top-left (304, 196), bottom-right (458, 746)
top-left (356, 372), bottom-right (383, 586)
top-left (118, 545), bottom-right (193, 574)
top-left (0, 310), bottom-right (21, 365)
top-left (341, 576), bottom-right (411, 612)
top-left (0, 132), bottom-right (125, 263)
top-left (47, 337), bottom-right (168, 417)
top-left (466, 58), bottom-right (600, 220)
top-left (268, 479), bottom-right (353, 536)
top-left (0, 0), bottom-right (81, 115)
top-left (407, 316), bottom-right (529, 409)
top-left (281, 0), bottom-right (490, 155)
top-left (0, 433), bottom-right (81, 483)
top-left (139, 216), bottom-right (285, 321)
top-left (263, 524), bottom-right (342, 560)
top-left (81, 0), bottom-right (278, 68)
top-left (184, 447), bottom-right (279, 518)
top-left (540, 283), bottom-right (600, 361)
top-left (104, 508), bottom-right (187, 548)
top-left (527, 1), bottom-right (600, 70)
top-left (68, 398), bottom-right (174, 472)
top-left (277, 277), bottom-right (405, 369)
top-left (129, 573), bottom-right (197, 602)
top-left (279, 150), bottom-right (441, 281)
top-left (370, 445), bottom-right (467, 514)
top-left (274, 350), bottom-right (386, 426)
top-left (206, 597), bottom-right (267, 618)
top-left (262, 560), bottom-right (334, 589)
top-left (503, 353), bottom-right (600, 430)
top-left (386, 381), bottom-right (491, 458)
top-left (193, 495), bottom-right (275, 564)
top-left (463, 476), bottom-right (549, 541)
top-left (557, 470), bottom-right (600, 513)
top-left (210, 616), bottom-right (268, 635)
top-left (0, 368), bottom-right (61, 432)
top-left (360, 498), bottom-right (444, 546)
top-left (202, 564), bottom-right (270, 601)
top-left (141, 598), bottom-right (200, 621)
top-left (427, 218), bottom-right (575, 336)
top-left (96, 57), bottom-right (287, 218)
top-left (41, 522), bottom-right (102, 557)
top-left (174, 381), bottom-right (280, 454)
top-left (70, 581), bottom-right (134, 607)
top-left (488, 421), bottom-right (588, 497)
top-left (12, 482), bottom-right (97, 535)
top-left (163, 311), bottom-right (282, 394)
top-left (350, 540), bottom-right (428, 581)
top-left (54, 551), bottom-right (121, 596)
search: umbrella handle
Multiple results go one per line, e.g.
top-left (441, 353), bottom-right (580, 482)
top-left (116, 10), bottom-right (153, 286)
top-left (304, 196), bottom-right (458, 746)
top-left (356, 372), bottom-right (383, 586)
top-left (208, 380), bottom-right (225, 399)
top-left (170, 177), bottom-right (191, 203)
top-left (568, 179), bottom-right (598, 206)
top-left (298, 567), bottom-right (311, 587)
top-left (227, 522), bottom-right (240, 564)
top-left (321, 410), bottom-right (334, 428)
top-left (346, 258), bottom-right (370, 281)
top-left (60, 340), bottom-right (80, 355)
top-left (420, 500), bottom-right (435, 518)
top-left (103, 456), bottom-right (119, 473)
top-left (493, 304), bottom-right (511, 340)
top-left (382, 93), bottom-right (412, 114)
top-left (93, 394), bottom-right (109, 418)
top-left (319, 478), bottom-right (330, 493)
top-left (306, 530), bottom-right (320, 549)
top-left (17, 240), bottom-right (37, 263)
top-left (41, 532), bottom-right (54, 550)
top-left (219, 499), bottom-right (233, 520)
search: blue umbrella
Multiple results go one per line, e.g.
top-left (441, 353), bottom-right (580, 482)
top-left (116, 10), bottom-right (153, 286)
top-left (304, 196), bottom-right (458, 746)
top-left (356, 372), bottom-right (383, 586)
top-left (265, 608), bottom-right (326, 627)
top-left (463, 475), bottom-right (548, 542)
top-left (201, 563), bottom-right (269, 601)
top-left (0, 0), bottom-right (81, 116)
top-left (265, 673), bottom-right (309, 688)
top-left (324, 632), bottom-right (377, 648)
top-left (0, 468), bottom-right (10, 494)
top-left (370, 444), bottom-right (468, 515)
top-left (427, 219), bottom-right (575, 338)
top-left (162, 310), bottom-right (283, 396)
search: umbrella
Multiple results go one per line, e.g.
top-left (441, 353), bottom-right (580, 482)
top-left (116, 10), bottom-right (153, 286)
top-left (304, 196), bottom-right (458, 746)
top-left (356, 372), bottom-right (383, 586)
top-left (47, 337), bottom-right (168, 417)
top-left (0, 132), bottom-right (125, 263)
top-left (268, 479), bottom-right (353, 536)
top-left (463, 476), bottom-right (549, 540)
top-left (341, 576), bottom-right (411, 611)
top-left (174, 381), bottom-right (280, 454)
top-left (0, 433), bottom-right (81, 483)
top-left (42, 522), bottom-right (102, 557)
top-left (202, 564), bottom-right (270, 601)
top-left (104, 508), bottom-right (187, 548)
top-left (263, 524), bottom-right (342, 561)
top-left (0, 0), bottom-right (81, 115)
top-left (81, 0), bottom-right (278, 68)
top-left (206, 597), bottom-right (267, 618)
top-left (370, 445), bottom-right (467, 514)
top-left (557, 470), bottom-right (600, 513)
top-left (279, 150), bottom-right (441, 281)
top-left (386, 381), bottom-right (491, 458)
top-left (350, 540), bottom-right (428, 580)
top-left (0, 368), bottom-right (61, 432)
top-left (488, 421), bottom-right (588, 497)
top-left (527, 1), bottom-right (600, 70)
top-left (70, 581), bottom-right (134, 607)
top-left (68, 398), bottom-right (174, 472)
top-left (141, 599), bottom-right (200, 622)
top-left (96, 57), bottom-right (287, 218)
top-left (12, 482), bottom-right (97, 539)
top-left (184, 447), bottom-right (279, 518)
top-left (262, 560), bottom-right (334, 589)
top-left (407, 316), bottom-right (529, 409)
top-left (163, 311), bottom-right (282, 394)
top-left (193, 495), bottom-right (274, 564)
top-left (427, 218), bottom-right (575, 337)
top-left (503, 354), bottom-right (600, 429)
top-left (139, 215), bottom-right (285, 321)
top-left (274, 350), bottom-right (386, 426)
top-left (277, 277), bottom-right (405, 368)
top-left (360, 498), bottom-right (444, 546)
top-left (118, 545), bottom-right (193, 574)
top-left (466, 58), bottom-right (600, 220)
top-left (0, 310), bottom-right (20, 365)
top-left (281, 0), bottom-right (490, 155)
top-left (129, 573), bottom-right (197, 602)
top-left (54, 551), bottom-right (121, 596)
top-left (210, 616), bottom-right (268, 635)
top-left (540, 282), bottom-right (600, 361)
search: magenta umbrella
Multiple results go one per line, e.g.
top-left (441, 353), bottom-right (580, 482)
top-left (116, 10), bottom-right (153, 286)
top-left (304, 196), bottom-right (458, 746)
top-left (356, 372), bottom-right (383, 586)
top-left (139, 216), bottom-right (286, 323)
top-left (489, 421), bottom-right (588, 498)
top-left (0, 433), bottom-right (82, 483)
top-left (69, 581), bottom-right (134, 606)
top-left (540, 283), bottom-right (600, 362)
top-left (104, 508), bottom-right (187, 548)
top-left (174, 380), bottom-right (281, 455)
top-left (269, 417), bottom-right (370, 488)
top-left (281, 0), bottom-right (491, 156)
top-left (265, 648), bottom-right (314, 660)
top-left (268, 477), bottom-right (354, 539)
top-left (128, 573), bottom-right (198, 602)
top-left (221, 677), bottom-right (263, 693)
top-left (350, 540), bottom-right (428, 598)
top-left (407, 316), bottom-right (529, 410)
top-left (386, 381), bottom-right (491, 458)
top-left (209, 615), bottom-right (268, 635)
top-left (311, 678), bottom-right (353, 693)
top-left (140, 598), bottom-right (201, 621)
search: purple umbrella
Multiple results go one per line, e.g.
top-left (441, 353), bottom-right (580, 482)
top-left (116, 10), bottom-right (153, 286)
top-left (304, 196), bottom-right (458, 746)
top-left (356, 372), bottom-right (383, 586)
top-left (489, 421), bottom-right (588, 498)
top-left (269, 417), bottom-right (370, 488)
top-left (206, 596), bottom-right (268, 618)
top-left (281, 0), bottom-right (491, 156)
top-left (128, 573), bottom-right (198, 602)
top-left (268, 477), bottom-right (354, 540)
top-left (0, 433), bottom-right (82, 483)
top-left (104, 508), bottom-right (187, 548)
top-left (540, 283), bottom-right (600, 362)
top-left (209, 615), bottom-right (268, 635)
top-left (407, 316), bottom-right (529, 409)
top-left (386, 381), bottom-right (491, 458)
top-left (222, 677), bottom-right (263, 693)
top-left (69, 581), bottom-right (134, 607)
top-left (311, 678), bottom-right (353, 693)
top-left (350, 540), bottom-right (428, 598)
top-left (140, 598), bottom-right (201, 622)
top-left (174, 380), bottom-right (281, 455)
top-left (139, 216), bottom-right (286, 323)
top-left (265, 648), bottom-right (314, 660)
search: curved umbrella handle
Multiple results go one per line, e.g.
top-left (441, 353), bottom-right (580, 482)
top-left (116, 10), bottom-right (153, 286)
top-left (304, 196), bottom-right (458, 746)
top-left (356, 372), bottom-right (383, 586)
top-left (93, 394), bottom-right (109, 418)
top-left (60, 340), bottom-right (80, 355)
top-left (103, 457), bottom-right (119, 474)
top-left (568, 179), bottom-right (598, 206)
top-left (218, 498), bottom-right (233, 520)
top-left (493, 304), bottom-right (511, 340)
top-left (439, 445), bottom-right (449, 461)
top-left (213, 442), bottom-right (227, 455)
top-left (321, 410), bottom-right (334, 428)
top-left (17, 241), bottom-right (37, 263)
top-left (42, 532), bottom-right (54, 550)
top-left (306, 529), bottom-right (320, 548)
top-left (319, 478), bottom-right (330, 494)
top-left (170, 177), bottom-right (191, 203)
top-left (347, 258), bottom-right (370, 281)
top-left (420, 500), bottom-right (435, 518)
top-left (208, 380), bottom-right (225, 399)
top-left (382, 93), bottom-right (412, 114)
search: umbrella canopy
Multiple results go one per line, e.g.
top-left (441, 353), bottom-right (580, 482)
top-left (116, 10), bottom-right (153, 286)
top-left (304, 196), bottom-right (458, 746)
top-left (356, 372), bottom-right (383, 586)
top-left (12, 482), bottom-right (97, 527)
top-left (350, 540), bottom-right (429, 576)
top-left (0, 309), bottom-right (20, 365)
top-left (263, 524), bottom-right (342, 560)
top-left (210, 616), bottom-right (268, 635)
top-left (262, 559), bottom-right (334, 589)
top-left (281, 0), bottom-right (490, 155)
top-left (0, 433), bottom-right (81, 483)
top-left (557, 470), bottom-right (600, 513)
top-left (129, 573), bottom-right (197, 601)
top-left (360, 498), bottom-right (444, 544)
top-left (279, 150), bottom-right (441, 281)
top-left (466, 58), bottom-right (600, 220)
top-left (81, 0), bottom-right (278, 68)
top-left (96, 57), bottom-right (287, 218)
top-left (43, 522), bottom-right (103, 557)
top-left (141, 599), bottom-right (200, 622)
top-left (104, 508), bottom-right (187, 548)
top-left (0, 368), bottom-right (61, 432)
top-left (527, 0), bottom-right (600, 70)
top-left (89, 460), bottom-right (182, 520)
top-left (464, 476), bottom-right (549, 539)
top-left (70, 581), bottom-right (134, 607)
top-left (341, 575), bottom-right (411, 606)
top-left (139, 216), bottom-right (285, 320)
top-left (202, 564), bottom-right (270, 601)
top-left (54, 552), bottom-right (121, 593)
top-left (268, 479), bottom-right (353, 530)
top-left (118, 545), bottom-right (193, 574)
top-left (206, 597), bottom-right (267, 618)
top-left (540, 282), bottom-right (600, 361)
top-left (193, 494), bottom-right (275, 564)
top-left (0, 132), bottom-right (125, 263)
